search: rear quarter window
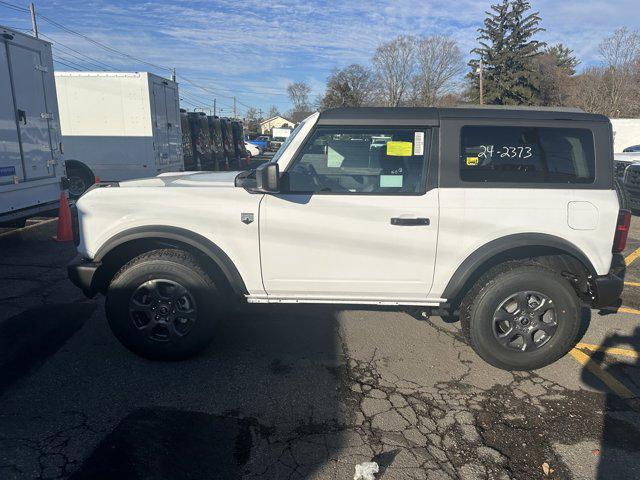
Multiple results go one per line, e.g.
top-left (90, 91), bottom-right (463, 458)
top-left (460, 126), bottom-right (595, 184)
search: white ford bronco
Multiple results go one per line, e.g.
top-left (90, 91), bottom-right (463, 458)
top-left (68, 107), bottom-right (628, 370)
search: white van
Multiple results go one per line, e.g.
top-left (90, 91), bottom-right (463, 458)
top-left (0, 26), bottom-right (65, 227)
top-left (55, 72), bottom-right (184, 196)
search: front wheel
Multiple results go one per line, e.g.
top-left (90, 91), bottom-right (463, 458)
top-left (106, 249), bottom-right (221, 360)
top-left (460, 262), bottom-right (582, 370)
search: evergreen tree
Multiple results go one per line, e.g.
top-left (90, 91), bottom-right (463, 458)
top-left (545, 43), bottom-right (579, 75)
top-left (469, 0), bottom-right (545, 105)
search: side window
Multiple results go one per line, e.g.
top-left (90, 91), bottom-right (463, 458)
top-left (460, 126), bottom-right (595, 183)
top-left (285, 127), bottom-right (430, 194)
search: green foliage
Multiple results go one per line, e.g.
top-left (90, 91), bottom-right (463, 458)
top-left (469, 0), bottom-right (546, 105)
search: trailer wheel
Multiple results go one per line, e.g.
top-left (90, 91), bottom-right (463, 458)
top-left (66, 162), bottom-right (95, 198)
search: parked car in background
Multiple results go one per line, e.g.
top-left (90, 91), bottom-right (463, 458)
top-left (180, 110), bottom-right (197, 171)
top-left (187, 112), bottom-right (214, 171)
top-left (624, 145), bottom-right (640, 153)
top-left (0, 25), bottom-right (65, 227)
top-left (231, 120), bottom-right (249, 169)
top-left (245, 142), bottom-right (261, 157)
top-left (246, 135), bottom-right (270, 152)
top-left (620, 152), bottom-right (640, 211)
top-left (56, 71), bottom-right (183, 197)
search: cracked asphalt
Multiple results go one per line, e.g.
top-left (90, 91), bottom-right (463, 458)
top-left (0, 219), bottom-right (639, 479)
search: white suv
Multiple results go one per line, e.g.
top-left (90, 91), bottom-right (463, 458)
top-left (68, 107), bottom-right (627, 370)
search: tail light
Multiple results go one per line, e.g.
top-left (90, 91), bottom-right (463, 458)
top-left (612, 209), bottom-right (631, 253)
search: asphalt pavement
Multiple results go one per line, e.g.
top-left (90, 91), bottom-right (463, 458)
top-left (0, 216), bottom-right (639, 479)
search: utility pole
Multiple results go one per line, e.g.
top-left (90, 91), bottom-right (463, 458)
top-left (478, 59), bottom-right (484, 106)
top-left (171, 68), bottom-right (176, 82)
top-left (29, 2), bottom-right (38, 38)
top-left (233, 96), bottom-right (237, 119)
top-left (213, 98), bottom-right (216, 116)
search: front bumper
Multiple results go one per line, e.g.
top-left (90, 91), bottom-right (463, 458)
top-left (589, 272), bottom-right (624, 308)
top-left (68, 255), bottom-right (101, 298)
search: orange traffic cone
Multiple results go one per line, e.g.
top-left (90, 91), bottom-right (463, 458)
top-left (54, 192), bottom-right (73, 242)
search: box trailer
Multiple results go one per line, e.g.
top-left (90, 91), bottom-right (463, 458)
top-left (0, 26), bottom-right (65, 227)
top-left (54, 71), bottom-right (184, 196)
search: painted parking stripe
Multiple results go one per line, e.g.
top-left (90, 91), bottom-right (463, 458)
top-left (625, 246), bottom-right (640, 266)
top-left (624, 282), bottom-right (640, 287)
top-left (599, 306), bottom-right (640, 315)
top-left (0, 218), bottom-right (57, 239)
top-left (576, 342), bottom-right (639, 360)
top-left (569, 348), bottom-right (639, 410)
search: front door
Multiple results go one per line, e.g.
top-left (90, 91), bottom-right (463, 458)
top-left (260, 126), bottom-right (439, 303)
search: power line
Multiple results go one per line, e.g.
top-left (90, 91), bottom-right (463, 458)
top-left (53, 59), bottom-right (81, 71)
top-left (51, 46), bottom-right (109, 71)
top-left (0, 0), bottom-right (28, 12)
top-left (42, 32), bottom-right (118, 70)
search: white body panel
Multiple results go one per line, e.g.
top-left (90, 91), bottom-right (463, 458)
top-left (259, 191), bottom-right (439, 303)
top-left (0, 26), bottom-right (63, 221)
top-left (431, 188), bottom-right (618, 297)
top-left (76, 171), bottom-right (266, 296)
top-left (55, 72), bottom-right (183, 181)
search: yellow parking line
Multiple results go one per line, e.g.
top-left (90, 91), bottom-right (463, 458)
top-left (625, 246), bottom-right (640, 266)
top-left (576, 342), bottom-right (639, 359)
top-left (618, 306), bottom-right (640, 315)
top-left (0, 218), bottom-right (57, 239)
top-left (569, 348), bottom-right (638, 406)
top-left (624, 282), bottom-right (640, 287)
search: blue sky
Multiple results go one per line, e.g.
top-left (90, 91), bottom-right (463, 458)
top-left (2, 0), bottom-right (639, 116)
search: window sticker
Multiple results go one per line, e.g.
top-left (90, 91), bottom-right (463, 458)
top-left (414, 132), bottom-right (424, 155)
top-left (327, 146), bottom-right (344, 167)
top-left (386, 141), bottom-right (412, 157)
top-left (380, 175), bottom-right (403, 187)
top-left (466, 156), bottom-right (479, 166)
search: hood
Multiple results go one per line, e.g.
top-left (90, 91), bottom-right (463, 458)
top-left (118, 171), bottom-right (241, 188)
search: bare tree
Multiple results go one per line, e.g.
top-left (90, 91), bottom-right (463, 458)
top-left (412, 36), bottom-right (464, 106)
top-left (318, 64), bottom-right (375, 110)
top-left (286, 81), bottom-right (311, 112)
top-left (372, 36), bottom-right (416, 106)
top-left (570, 28), bottom-right (640, 117)
top-left (267, 105), bottom-right (280, 119)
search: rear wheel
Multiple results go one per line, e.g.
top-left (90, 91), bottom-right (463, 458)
top-left (460, 262), bottom-right (581, 370)
top-left (106, 249), bottom-right (221, 360)
top-left (67, 166), bottom-right (94, 198)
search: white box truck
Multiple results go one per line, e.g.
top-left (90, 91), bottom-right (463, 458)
top-left (0, 26), bottom-right (65, 227)
top-left (54, 72), bottom-right (184, 196)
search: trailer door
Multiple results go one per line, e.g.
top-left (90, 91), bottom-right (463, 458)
top-left (0, 41), bottom-right (23, 185)
top-left (151, 80), bottom-right (170, 168)
top-left (7, 42), bottom-right (55, 180)
top-left (164, 82), bottom-right (182, 167)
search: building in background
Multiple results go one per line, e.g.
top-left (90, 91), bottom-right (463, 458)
top-left (259, 115), bottom-right (293, 135)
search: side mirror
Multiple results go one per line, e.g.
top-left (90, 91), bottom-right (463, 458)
top-left (255, 162), bottom-right (280, 193)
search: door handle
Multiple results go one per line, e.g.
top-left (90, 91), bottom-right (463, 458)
top-left (17, 109), bottom-right (26, 125)
top-left (390, 217), bottom-right (430, 226)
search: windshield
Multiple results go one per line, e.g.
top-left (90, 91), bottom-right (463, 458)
top-left (271, 120), bottom-right (306, 163)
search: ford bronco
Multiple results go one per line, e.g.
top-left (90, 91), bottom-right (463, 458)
top-left (68, 107), bottom-right (627, 370)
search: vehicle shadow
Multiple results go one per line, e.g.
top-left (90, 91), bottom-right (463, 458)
top-left (1, 302), bottom-right (348, 480)
top-left (579, 327), bottom-right (640, 479)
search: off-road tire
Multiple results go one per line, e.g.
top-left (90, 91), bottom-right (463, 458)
top-left (67, 166), bottom-right (94, 198)
top-left (106, 249), bottom-right (220, 360)
top-left (460, 261), bottom-right (581, 370)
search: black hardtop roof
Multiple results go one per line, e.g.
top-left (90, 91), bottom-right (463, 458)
top-left (318, 106), bottom-right (609, 126)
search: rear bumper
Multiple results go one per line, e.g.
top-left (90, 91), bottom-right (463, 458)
top-left (68, 255), bottom-right (101, 298)
top-left (589, 272), bottom-right (624, 308)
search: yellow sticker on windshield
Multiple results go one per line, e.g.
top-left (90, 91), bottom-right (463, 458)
top-left (386, 141), bottom-right (413, 157)
top-left (466, 156), bottom-right (479, 166)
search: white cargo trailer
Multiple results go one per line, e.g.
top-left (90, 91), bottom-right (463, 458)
top-left (54, 72), bottom-right (183, 196)
top-left (0, 26), bottom-right (65, 227)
